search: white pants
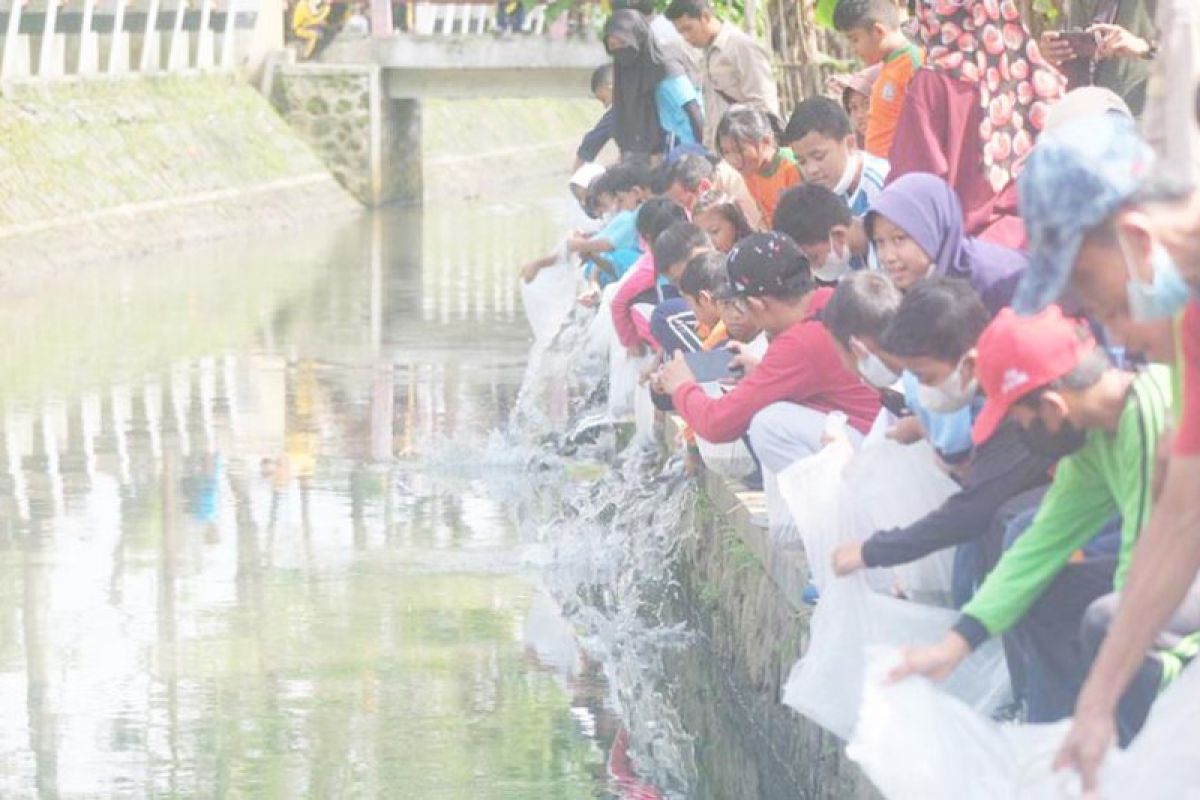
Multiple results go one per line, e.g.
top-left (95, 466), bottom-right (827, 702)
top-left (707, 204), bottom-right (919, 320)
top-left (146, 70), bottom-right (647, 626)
top-left (750, 402), bottom-right (863, 541)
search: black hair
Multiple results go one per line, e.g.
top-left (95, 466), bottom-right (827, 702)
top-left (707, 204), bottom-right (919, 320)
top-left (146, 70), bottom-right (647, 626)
top-left (636, 197), bottom-right (688, 242)
top-left (653, 221), bottom-right (711, 275)
top-left (591, 63), bottom-right (613, 94)
top-left (605, 159), bottom-right (654, 193)
top-left (882, 278), bottom-right (989, 363)
top-left (782, 96), bottom-right (853, 146)
top-left (728, 232), bottom-right (814, 301)
top-left (667, 154), bottom-right (716, 191)
top-left (693, 191), bottom-right (754, 242)
top-left (613, 0), bottom-right (656, 13)
top-left (833, 0), bottom-right (899, 33)
top-left (772, 185), bottom-right (852, 245)
top-left (664, 0), bottom-right (711, 21)
top-left (715, 104), bottom-right (774, 147)
top-left (679, 250), bottom-right (728, 297)
top-left (822, 271), bottom-right (902, 349)
top-left (650, 162), bottom-right (674, 195)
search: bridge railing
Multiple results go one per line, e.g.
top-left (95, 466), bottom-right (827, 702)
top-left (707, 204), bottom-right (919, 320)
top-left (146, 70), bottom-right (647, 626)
top-left (409, 1), bottom-right (547, 36)
top-left (0, 0), bottom-right (260, 81)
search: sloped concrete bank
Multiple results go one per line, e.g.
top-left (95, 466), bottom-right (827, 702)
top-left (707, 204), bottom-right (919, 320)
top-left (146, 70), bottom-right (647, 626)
top-left (0, 73), bottom-right (359, 283)
top-left (664, 417), bottom-right (880, 799)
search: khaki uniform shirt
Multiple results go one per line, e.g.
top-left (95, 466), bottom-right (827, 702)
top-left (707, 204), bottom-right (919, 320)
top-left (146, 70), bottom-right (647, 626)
top-left (701, 23), bottom-right (780, 147)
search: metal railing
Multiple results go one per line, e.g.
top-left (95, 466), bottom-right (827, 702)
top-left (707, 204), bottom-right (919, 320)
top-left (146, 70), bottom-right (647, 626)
top-left (0, 0), bottom-right (259, 80)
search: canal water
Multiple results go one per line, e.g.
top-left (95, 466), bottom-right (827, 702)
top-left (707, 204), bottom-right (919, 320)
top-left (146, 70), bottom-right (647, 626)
top-left (0, 184), bottom-right (708, 798)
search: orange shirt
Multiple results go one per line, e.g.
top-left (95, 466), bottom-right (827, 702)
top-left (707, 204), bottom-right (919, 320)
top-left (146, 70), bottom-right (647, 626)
top-left (744, 148), bottom-right (802, 226)
top-left (866, 42), bottom-right (923, 160)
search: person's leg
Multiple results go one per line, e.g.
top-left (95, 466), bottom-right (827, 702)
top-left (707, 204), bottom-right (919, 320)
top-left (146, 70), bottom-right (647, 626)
top-left (1004, 554), bottom-right (1118, 723)
top-left (649, 297), bottom-right (701, 357)
top-left (296, 25), bottom-right (319, 58)
top-left (747, 402), bottom-right (861, 475)
top-left (1081, 578), bottom-right (1200, 745)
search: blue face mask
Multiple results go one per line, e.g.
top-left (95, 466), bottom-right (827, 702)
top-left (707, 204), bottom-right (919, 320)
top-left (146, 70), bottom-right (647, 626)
top-left (1121, 235), bottom-right (1191, 322)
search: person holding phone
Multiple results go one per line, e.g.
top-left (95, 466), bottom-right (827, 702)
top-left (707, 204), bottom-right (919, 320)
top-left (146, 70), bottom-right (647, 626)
top-left (1038, 0), bottom-right (1157, 116)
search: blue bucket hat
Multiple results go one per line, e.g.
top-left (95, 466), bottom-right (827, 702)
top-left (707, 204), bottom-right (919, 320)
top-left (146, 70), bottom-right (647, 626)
top-left (1013, 114), bottom-right (1155, 314)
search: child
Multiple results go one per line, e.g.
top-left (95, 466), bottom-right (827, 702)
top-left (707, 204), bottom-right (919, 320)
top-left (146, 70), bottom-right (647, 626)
top-left (569, 162), bottom-right (654, 300)
top-left (678, 250), bottom-right (732, 350)
top-left (772, 185), bottom-right (871, 285)
top-left (715, 104), bottom-right (802, 226)
top-left (576, 65), bottom-right (615, 168)
top-left (782, 96), bottom-right (889, 217)
top-left (833, 0), bottom-right (923, 159)
top-left (866, 173), bottom-right (1027, 312)
top-left (521, 163), bottom-right (610, 285)
top-left (692, 191), bottom-right (754, 254)
top-left (649, 222), bottom-right (714, 355)
top-left (827, 64), bottom-right (881, 149)
top-left (611, 199), bottom-right (690, 357)
top-left (291, 0), bottom-right (332, 59)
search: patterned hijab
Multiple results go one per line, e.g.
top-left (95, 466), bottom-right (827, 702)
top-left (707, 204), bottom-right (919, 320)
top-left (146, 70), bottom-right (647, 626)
top-left (917, 0), bottom-right (1065, 193)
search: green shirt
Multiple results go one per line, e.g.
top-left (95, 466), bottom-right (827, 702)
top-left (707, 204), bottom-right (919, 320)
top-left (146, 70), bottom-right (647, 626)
top-left (962, 367), bottom-right (1173, 638)
top-left (1068, 0), bottom-right (1157, 116)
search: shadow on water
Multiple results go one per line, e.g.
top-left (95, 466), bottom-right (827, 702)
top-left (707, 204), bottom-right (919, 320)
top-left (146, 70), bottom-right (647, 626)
top-left (0, 180), bottom-right (804, 799)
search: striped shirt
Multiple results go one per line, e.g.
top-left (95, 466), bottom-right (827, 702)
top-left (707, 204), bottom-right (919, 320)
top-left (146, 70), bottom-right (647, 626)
top-left (845, 152), bottom-right (890, 218)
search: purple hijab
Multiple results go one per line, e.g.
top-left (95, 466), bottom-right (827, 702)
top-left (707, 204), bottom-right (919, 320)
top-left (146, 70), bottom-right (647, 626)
top-left (867, 172), bottom-right (1027, 313)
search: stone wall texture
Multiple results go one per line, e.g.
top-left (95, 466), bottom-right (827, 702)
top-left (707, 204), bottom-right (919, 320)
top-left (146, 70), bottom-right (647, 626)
top-left (0, 73), bottom-right (358, 280)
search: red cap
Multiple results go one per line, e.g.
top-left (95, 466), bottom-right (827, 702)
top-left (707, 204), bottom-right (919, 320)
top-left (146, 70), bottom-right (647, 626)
top-left (972, 306), bottom-right (1097, 445)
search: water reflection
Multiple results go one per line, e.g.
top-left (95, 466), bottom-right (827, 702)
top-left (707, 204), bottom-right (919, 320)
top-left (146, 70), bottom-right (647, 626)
top-left (0, 186), bottom-right (635, 798)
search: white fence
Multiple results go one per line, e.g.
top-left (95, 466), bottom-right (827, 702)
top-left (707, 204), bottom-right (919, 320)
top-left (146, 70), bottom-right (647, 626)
top-left (408, 2), bottom-right (547, 36)
top-left (0, 0), bottom-right (259, 81)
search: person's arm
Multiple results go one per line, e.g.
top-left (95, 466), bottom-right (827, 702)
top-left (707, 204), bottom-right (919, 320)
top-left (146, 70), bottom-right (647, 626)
top-left (854, 425), bottom-right (1052, 569)
top-left (611, 264), bottom-right (655, 350)
top-left (682, 99), bottom-right (704, 146)
top-left (1053, 456), bottom-right (1200, 791)
top-left (569, 235), bottom-right (615, 255)
top-left (577, 107), bottom-right (615, 164)
top-left (889, 448), bottom-right (1115, 684)
top-left (1054, 304), bottom-right (1200, 792)
top-left (668, 329), bottom-right (808, 443)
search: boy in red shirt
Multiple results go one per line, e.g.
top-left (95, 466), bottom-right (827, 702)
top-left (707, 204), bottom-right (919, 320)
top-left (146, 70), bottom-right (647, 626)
top-left (833, 0), bottom-right (922, 161)
top-left (655, 231), bottom-right (880, 473)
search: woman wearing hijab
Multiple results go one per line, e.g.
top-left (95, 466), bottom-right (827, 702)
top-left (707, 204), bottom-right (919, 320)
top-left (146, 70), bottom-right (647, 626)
top-left (604, 9), bottom-right (704, 156)
top-left (867, 172), bottom-right (1027, 315)
top-left (886, 0), bottom-right (1066, 249)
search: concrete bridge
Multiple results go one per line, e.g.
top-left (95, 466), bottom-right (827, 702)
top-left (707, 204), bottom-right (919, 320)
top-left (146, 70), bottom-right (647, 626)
top-left (270, 31), bottom-right (608, 206)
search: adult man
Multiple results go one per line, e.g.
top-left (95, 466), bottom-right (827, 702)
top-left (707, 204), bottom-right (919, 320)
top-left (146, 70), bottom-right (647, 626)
top-left (891, 306), bottom-right (1174, 726)
top-left (663, 0), bottom-right (780, 148)
top-left (663, 152), bottom-right (765, 231)
top-left (1007, 113), bottom-right (1200, 790)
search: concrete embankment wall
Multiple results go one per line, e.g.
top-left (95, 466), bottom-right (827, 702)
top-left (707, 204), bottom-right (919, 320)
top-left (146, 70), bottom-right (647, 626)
top-left (0, 73), bottom-right (359, 282)
top-left (664, 418), bottom-right (880, 798)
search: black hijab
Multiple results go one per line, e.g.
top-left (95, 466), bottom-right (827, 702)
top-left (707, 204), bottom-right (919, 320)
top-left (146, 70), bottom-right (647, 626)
top-left (604, 10), bottom-right (692, 156)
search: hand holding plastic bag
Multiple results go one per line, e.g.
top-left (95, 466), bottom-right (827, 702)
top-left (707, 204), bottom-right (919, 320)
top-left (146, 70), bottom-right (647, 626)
top-left (849, 647), bottom-right (1200, 799)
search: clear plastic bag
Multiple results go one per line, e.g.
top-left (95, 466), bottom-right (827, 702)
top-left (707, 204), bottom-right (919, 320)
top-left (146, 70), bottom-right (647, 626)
top-left (520, 241), bottom-right (578, 343)
top-left (779, 440), bottom-right (1010, 740)
top-left (849, 647), bottom-right (1200, 799)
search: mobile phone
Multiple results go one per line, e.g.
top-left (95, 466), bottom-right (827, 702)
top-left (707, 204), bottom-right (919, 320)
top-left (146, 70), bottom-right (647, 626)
top-left (1058, 29), bottom-right (1098, 60)
top-left (684, 348), bottom-right (737, 383)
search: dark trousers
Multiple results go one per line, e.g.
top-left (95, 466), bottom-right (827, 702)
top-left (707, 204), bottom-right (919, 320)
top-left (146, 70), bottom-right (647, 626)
top-left (649, 297), bottom-right (702, 357)
top-left (1001, 513), bottom-right (1122, 723)
top-left (1081, 579), bottom-right (1200, 745)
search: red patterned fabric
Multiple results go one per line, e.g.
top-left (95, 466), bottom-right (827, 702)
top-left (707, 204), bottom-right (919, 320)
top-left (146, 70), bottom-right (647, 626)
top-left (918, 0), bottom-right (1066, 192)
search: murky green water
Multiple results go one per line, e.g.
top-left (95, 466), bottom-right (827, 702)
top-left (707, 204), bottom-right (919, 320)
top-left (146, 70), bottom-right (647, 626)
top-left (0, 189), bottom-right (650, 798)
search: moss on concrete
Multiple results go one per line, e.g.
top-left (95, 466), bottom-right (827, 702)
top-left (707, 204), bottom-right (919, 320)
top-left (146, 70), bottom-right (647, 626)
top-left (0, 73), bottom-right (358, 274)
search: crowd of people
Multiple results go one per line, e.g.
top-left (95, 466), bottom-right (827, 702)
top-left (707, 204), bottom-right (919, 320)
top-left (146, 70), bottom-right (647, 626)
top-left (520, 0), bottom-right (1200, 792)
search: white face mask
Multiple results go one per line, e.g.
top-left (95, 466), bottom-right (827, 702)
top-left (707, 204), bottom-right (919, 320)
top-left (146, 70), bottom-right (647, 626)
top-left (831, 150), bottom-right (861, 197)
top-left (916, 357), bottom-right (978, 414)
top-left (812, 235), bottom-right (853, 282)
top-left (849, 337), bottom-right (900, 389)
top-left (1118, 232), bottom-right (1191, 322)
